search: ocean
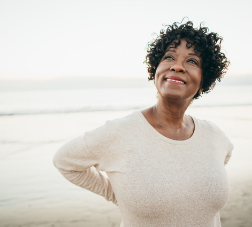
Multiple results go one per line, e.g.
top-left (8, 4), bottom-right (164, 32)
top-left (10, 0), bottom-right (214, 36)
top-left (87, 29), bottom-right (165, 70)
top-left (1, 85), bottom-right (252, 116)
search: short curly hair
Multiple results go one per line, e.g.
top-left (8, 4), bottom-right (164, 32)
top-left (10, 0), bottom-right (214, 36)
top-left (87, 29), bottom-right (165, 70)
top-left (145, 21), bottom-right (229, 99)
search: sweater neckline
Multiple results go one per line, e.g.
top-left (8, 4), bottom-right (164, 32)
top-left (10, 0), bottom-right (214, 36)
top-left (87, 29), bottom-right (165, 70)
top-left (136, 111), bottom-right (198, 145)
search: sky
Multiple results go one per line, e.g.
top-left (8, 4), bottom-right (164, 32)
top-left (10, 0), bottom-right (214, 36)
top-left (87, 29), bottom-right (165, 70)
top-left (0, 0), bottom-right (251, 80)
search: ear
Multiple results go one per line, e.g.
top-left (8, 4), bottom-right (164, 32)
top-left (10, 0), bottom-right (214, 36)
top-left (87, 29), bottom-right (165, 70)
top-left (198, 88), bottom-right (203, 95)
top-left (193, 88), bottom-right (203, 99)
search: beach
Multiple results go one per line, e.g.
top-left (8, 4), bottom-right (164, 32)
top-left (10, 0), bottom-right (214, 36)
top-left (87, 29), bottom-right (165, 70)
top-left (1, 0), bottom-right (252, 225)
top-left (0, 105), bottom-right (251, 227)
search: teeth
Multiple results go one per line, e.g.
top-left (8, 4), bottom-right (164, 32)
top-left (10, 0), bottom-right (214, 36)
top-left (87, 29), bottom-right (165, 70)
top-left (165, 79), bottom-right (185, 84)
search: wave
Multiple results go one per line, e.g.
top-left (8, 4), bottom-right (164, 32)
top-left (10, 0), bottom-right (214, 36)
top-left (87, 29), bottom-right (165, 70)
top-left (1, 103), bottom-right (252, 116)
top-left (0, 105), bottom-right (145, 116)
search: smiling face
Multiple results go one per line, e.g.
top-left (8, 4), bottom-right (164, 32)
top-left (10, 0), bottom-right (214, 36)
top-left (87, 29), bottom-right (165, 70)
top-left (154, 39), bottom-right (202, 102)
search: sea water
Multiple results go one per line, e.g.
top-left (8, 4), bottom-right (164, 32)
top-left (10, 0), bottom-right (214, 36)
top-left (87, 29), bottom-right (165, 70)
top-left (0, 85), bottom-right (252, 116)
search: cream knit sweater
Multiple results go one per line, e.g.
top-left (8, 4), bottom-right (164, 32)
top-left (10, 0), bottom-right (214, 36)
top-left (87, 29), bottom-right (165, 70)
top-left (53, 111), bottom-right (233, 227)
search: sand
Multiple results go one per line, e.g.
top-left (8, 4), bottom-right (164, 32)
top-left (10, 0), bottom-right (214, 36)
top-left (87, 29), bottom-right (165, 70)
top-left (0, 106), bottom-right (251, 227)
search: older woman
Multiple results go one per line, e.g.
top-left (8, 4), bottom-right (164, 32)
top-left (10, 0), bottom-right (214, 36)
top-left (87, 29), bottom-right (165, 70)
top-left (53, 21), bottom-right (233, 227)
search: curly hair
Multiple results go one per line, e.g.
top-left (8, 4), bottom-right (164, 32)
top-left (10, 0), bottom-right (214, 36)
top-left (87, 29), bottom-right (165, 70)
top-left (145, 21), bottom-right (230, 99)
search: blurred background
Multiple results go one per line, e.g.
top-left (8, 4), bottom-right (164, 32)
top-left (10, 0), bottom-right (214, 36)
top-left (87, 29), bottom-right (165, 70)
top-left (0, 0), bottom-right (251, 226)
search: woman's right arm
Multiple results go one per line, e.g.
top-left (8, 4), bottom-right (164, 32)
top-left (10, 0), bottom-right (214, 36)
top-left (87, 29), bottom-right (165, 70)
top-left (53, 135), bottom-right (117, 205)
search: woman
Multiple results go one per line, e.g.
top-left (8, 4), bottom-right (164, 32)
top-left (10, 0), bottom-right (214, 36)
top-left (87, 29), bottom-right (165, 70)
top-left (53, 21), bottom-right (233, 227)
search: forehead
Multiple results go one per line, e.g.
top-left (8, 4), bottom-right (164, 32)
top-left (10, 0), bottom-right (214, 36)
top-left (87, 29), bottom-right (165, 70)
top-left (166, 39), bottom-right (197, 52)
top-left (166, 40), bottom-right (201, 58)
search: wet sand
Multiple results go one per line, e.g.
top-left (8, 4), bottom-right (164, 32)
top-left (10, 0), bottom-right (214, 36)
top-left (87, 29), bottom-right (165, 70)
top-left (0, 106), bottom-right (252, 227)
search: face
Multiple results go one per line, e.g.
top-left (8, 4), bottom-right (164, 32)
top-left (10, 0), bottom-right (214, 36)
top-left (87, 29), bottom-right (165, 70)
top-left (154, 39), bottom-right (202, 102)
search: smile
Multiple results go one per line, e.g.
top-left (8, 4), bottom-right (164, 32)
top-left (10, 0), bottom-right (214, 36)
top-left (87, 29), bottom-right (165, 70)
top-left (164, 78), bottom-right (186, 84)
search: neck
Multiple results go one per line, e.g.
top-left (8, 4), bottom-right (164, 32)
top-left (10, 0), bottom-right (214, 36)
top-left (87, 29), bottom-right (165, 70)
top-left (153, 96), bottom-right (192, 129)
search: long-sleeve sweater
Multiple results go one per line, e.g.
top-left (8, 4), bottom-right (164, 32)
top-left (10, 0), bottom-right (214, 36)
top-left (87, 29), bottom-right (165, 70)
top-left (53, 111), bottom-right (233, 227)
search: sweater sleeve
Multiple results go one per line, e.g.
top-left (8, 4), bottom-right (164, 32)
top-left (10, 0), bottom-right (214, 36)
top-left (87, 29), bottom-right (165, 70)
top-left (203, 119), bottom-right (234, 166)
top-left (53, 135), bottom-right (118, 205)
top-left (224, 140), bottom-right (233, 165)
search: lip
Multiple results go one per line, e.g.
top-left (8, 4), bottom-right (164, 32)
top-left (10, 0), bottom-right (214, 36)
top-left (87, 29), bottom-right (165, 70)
top-left (164, 76), bottom-right (186, 85)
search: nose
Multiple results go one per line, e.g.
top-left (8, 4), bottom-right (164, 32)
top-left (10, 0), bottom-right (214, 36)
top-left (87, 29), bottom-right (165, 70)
top-left (170, 62), bottom-right (186, 73)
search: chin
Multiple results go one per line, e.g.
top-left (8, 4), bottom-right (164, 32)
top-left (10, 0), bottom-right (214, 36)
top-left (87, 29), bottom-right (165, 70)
top-left (159, 92), bottom-right (194, 103)
top-left (161, 93), bottom-right (184, 100)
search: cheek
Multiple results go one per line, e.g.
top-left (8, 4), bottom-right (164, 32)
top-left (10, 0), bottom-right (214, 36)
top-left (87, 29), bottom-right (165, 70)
top-left (197, 71), bottom-right (203, 86)
top-left (190, 69), bottom-right (202, 85)
top-left (155, 63), bottom-right (167, 76)
top-left (154, 69), bottom-right (160, 84)
top-left (154, 74), bottom-right (162, 93)
top-left (154, 78), bottom-right (158, 90)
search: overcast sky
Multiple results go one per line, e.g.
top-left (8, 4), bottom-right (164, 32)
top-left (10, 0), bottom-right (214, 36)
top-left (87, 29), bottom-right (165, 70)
top-left (0, 0), bottom-right (251, 80)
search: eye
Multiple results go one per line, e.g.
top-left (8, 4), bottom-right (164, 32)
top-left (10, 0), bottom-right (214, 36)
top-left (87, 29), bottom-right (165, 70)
top-left (164, 55), bottom-right (174, 60)
top-left (187, 58), bottom-right (199, 65)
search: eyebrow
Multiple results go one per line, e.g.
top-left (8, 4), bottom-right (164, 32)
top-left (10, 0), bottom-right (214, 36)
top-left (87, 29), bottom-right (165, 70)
top-left (165, 49), bottom-right (200, 57)
top-left (188, 53), bottom-right (200, 57)
top-left (165, 48), bottom-right (176, 53)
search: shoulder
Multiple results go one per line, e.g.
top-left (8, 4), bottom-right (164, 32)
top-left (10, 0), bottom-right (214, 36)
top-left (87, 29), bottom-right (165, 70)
top-left (194, 117), bottom-right (229, 137)
top-left (107, 111), bottom-right (141, 128)
top-left (87, 111), bottom-right (140, 135)
top-left (84, 111), bottom-right (140, 148)
top-left (193, 116), bottom-right (234, 164)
